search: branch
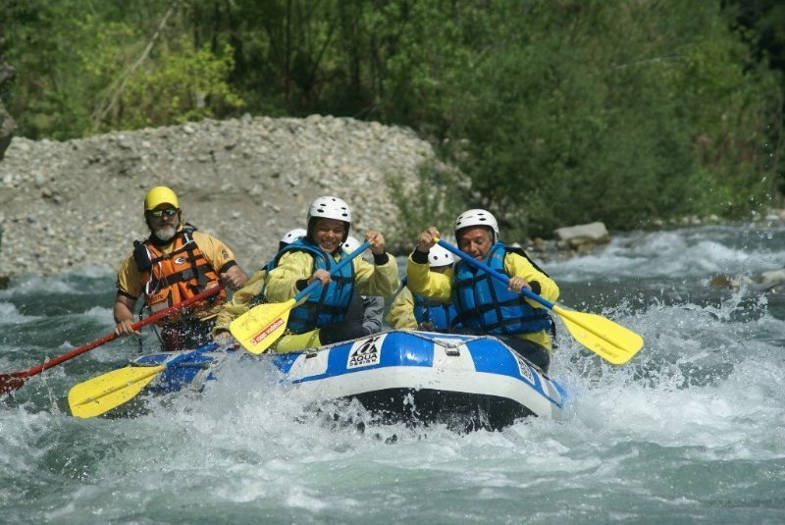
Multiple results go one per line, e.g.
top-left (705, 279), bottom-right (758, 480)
top-left (91, 3), bottom-right (176, 131)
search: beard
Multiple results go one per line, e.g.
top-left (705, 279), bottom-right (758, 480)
top-left (152, 224), bottom-right (177, 242)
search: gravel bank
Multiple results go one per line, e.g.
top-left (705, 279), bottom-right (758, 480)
top-left (0, 115), bottom-right (433, 277)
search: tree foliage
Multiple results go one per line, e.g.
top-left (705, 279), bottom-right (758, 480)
top-left (2, 0), bottom-right (783, 234)
top-left (431, 0), bottom-right (783, 235)
top-left (1, 0), bottom-right (244, 137)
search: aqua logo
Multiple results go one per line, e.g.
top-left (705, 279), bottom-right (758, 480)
top-left (347, 334), bottom-right (384, 369)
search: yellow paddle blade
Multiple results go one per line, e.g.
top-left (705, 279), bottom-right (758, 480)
top-left (229, 299), bottom-right (295, 354)
top-left (553, 305), bottom-right (644, 365)
top-left (68, 365), bottom-right (165, 419)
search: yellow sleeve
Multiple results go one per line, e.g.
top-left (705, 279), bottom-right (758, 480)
top-left (503, 252), bottom-right (559, 308)
top-left (212, 269), bottom-right (266, 334)
top-left (406, 254), bottom-right (452, 302)
top-left (263, 251), bottom-right (314, 302)
top-left (193, 231), bottom-right (238, 271)
top-left (116, 252), bottom-right (144, 298)
top-left (385, 287), bottom-right (417, 329)
top-left (353, 254), bottom-right (400, 297)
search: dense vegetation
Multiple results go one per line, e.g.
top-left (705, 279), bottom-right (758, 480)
top-left (2, 0), bottom-right (783, 237)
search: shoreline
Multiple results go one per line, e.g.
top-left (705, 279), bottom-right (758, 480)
top-left (2, 114), bottom-right (783, 281)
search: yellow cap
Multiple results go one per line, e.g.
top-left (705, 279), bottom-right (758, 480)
top-left (144, 186), bottom-right (179, 211)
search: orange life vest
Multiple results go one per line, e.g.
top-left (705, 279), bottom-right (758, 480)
top-left (136, 227), bottom-right (226, 323)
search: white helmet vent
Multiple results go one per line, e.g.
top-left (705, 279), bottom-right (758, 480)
top-left (307, 196), bottom-right (352, 223)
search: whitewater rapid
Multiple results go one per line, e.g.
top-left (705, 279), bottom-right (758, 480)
top-left (2, 223), bottom-right (784, 523)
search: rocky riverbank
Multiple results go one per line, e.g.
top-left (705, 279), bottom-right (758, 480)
top-left (3, 113), bottom-right (785, 296)
top-left (0, 115), bottom-right (434, 277)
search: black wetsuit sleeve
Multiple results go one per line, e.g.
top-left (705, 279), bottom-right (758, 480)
top-left (218, 260), bottom-right (238, 273)
top-left (411, 249), bottom-right (429, 264)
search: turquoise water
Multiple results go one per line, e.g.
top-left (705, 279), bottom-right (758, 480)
top-left (2, 223), bottom-right (784, 524)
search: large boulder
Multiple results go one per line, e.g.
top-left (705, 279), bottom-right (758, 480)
top-left (553, 221), bottom-right (610, 253)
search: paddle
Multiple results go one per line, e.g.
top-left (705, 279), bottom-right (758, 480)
top-left (435, 239), bottom-right (643, 365)
top-left (230, 241), bottom-right (372, 354)
top-left (0, 286), bottom-right (222, 396)
top-left (68, 341), bottom-right (221, 419)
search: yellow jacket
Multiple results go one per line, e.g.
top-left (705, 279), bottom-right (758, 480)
top-left (212, 269), bottom-right (266, 335)
top-left (384, 287), bottom-right (417, 329)
top-left (265, 250), bottom-right (400, 304)
top-left (406, 251), bottom-right (559, 349)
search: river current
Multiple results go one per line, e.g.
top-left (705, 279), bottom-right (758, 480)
top-left (1, 223), bottom-right (784, 524)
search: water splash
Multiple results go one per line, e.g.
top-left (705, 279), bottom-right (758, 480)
top-left (2, 223), bottom-right (785, 522)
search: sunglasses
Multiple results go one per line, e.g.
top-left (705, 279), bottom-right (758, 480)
top-left (147, 208), bottom-right (178, 218)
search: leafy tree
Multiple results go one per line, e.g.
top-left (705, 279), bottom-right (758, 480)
top-left (435, 0), bottom-right (782, 234)
top-left (2, 0), bottom-right (243, 136)
top-left (100, 38), bottom-right (243, 131)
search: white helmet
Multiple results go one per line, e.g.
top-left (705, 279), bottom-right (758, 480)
top-left (454, 208), bottom-right (499, 241)
top-left (280, 228), bottom-right (306, 245)
top-left (341, 235), bottom-right (367, 254)
top-left (307, 196), bottom-right (352, 223)
top-left (428, 244), bottom-right (454, 268)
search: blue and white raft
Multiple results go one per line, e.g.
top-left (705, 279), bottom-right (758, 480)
top-left (131, 330), bottom-right (567, 429)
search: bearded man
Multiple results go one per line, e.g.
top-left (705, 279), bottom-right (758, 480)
top-left (113, 186), bottom-right (247, 351)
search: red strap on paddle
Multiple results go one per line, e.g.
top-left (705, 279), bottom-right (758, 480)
top-left (0, 285), bottom-right (222, 394)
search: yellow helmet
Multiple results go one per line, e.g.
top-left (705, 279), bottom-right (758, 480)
top-left (144, 186), bottom-right (179, 211)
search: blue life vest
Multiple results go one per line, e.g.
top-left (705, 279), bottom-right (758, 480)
top-left (413, 294), bottom-right (461, 331)
top-left (452, 242), bottom-right (551, 335)
top-left (268, 238), bottom-right (355, 333)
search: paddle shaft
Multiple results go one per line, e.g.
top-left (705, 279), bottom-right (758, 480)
top-left (436, 240), bottom-right (553, 307)
top-left (2, 285), bottom-right (222, 383)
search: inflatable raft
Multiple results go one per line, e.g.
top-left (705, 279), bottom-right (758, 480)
top-left (131, 330), bottom-right (567, 430)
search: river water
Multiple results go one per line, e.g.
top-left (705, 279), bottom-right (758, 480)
top-left (1, 223), bottom-right (784, 524)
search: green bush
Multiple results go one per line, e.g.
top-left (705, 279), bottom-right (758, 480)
top-left (108, 40), bottom-right (244, 131)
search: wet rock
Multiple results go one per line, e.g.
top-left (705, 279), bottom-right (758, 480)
top-left (553, 222), bottom-right (610, 248)
top-left (710, 268), bottom-right (785, 293)
top-left (751, 269), bottom-right (785, 291)
top-left (709, 275), bottom-right (738, 289)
